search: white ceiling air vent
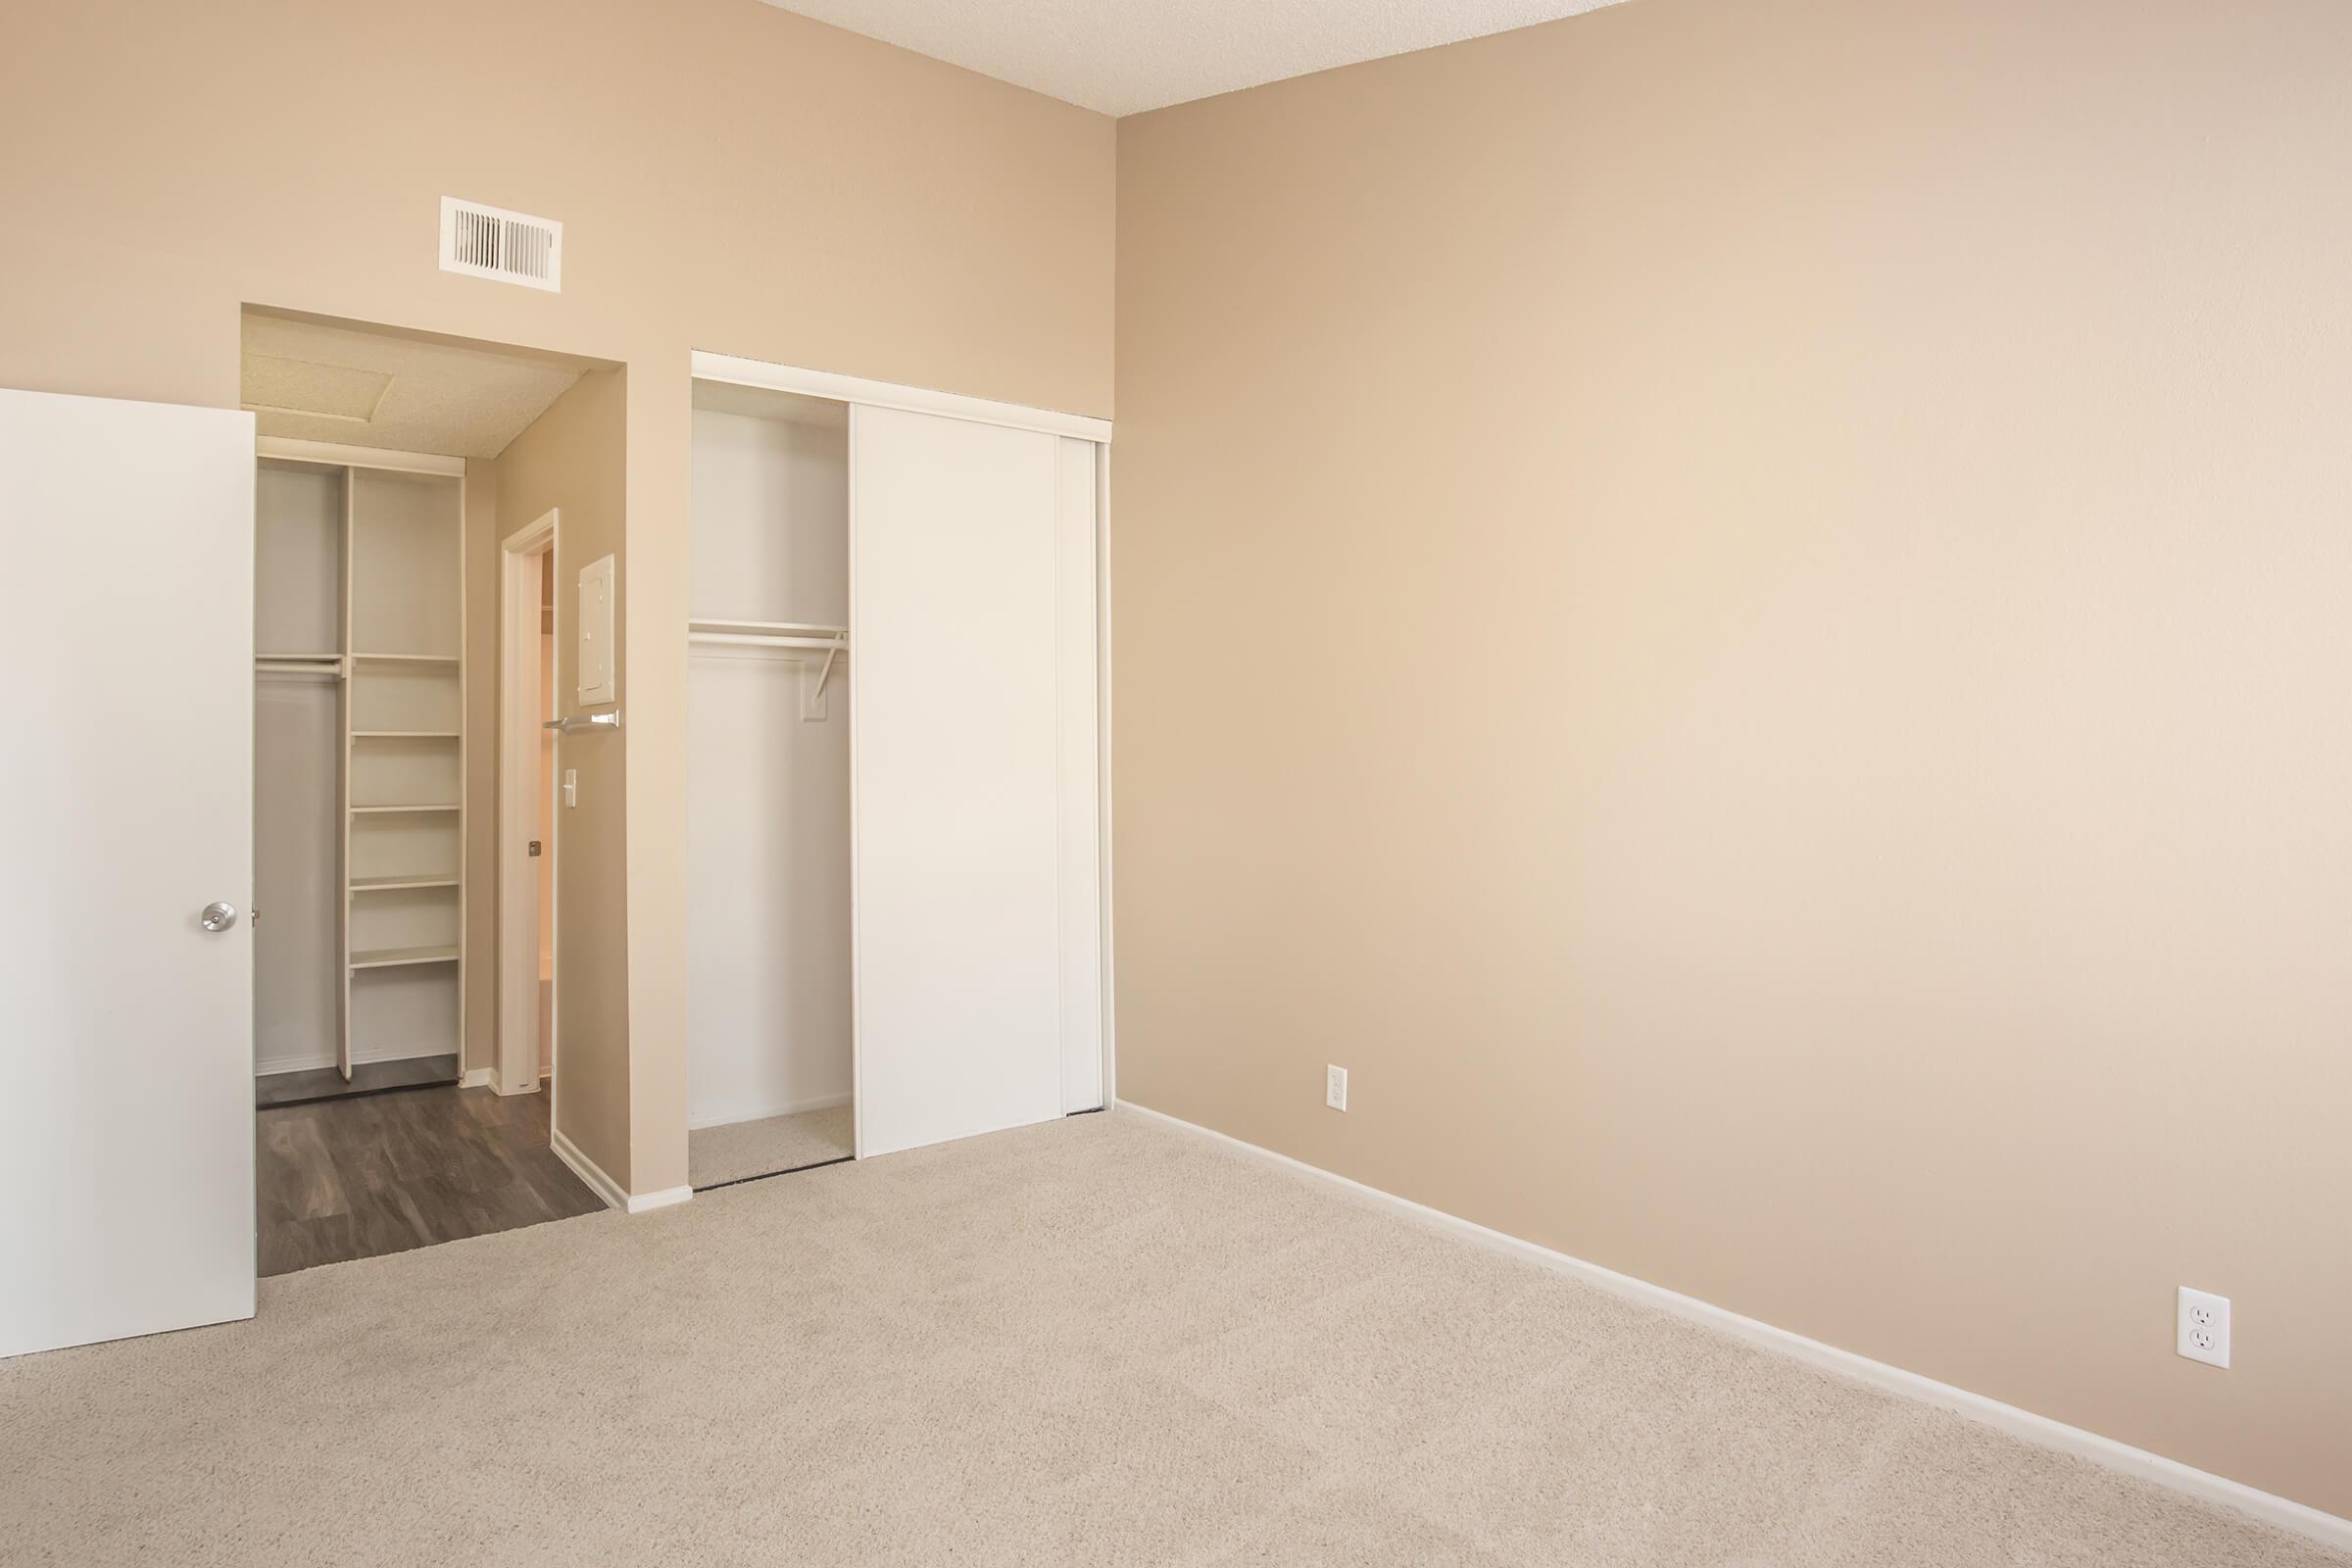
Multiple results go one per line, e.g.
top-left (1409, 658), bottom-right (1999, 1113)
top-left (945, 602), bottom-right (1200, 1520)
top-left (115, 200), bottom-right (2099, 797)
top-left (439, 197), bottom-right (562, 292)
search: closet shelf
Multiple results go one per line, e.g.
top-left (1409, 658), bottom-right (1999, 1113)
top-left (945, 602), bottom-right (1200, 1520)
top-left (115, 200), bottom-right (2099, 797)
top-left (350, 874), bottom-right (460, 893)
top-left (688, 617), bottom-right (848, 639)
top-left (687, 619), bottom-right (850, 652)
top-left (258, 450), bottom-right (468, 1080)
top-left (350, 944), bottom-right (461, 970)
top-left (256, 653), bottom-right (342, 680)
top-left (687, 619), bottom-right (850, 697)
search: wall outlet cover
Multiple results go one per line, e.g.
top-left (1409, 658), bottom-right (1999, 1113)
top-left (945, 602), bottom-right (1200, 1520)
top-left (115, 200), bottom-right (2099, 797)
top-left (1326, 1064), bottom-right (1348, 1111)
top-left (2178, 1286), bottom-right (2230, 1369)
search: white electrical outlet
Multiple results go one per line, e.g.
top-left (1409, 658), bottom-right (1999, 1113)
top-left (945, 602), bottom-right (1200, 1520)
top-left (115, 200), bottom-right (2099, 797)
top-left (1326, 1064), bottom-right (1348, 1111)
top-left (2178, 1287), bottom-right (2230, 1369)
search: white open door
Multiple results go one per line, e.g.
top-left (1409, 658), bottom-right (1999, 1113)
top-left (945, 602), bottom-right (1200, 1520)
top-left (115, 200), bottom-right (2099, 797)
top-left (851, 405), bottom-right (1093, 1158)
top-left (0, 388), bottom-right (257, 1357)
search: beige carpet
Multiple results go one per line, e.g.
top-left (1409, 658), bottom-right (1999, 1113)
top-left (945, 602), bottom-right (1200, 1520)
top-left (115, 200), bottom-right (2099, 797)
top-left (688, 1102), bottom-right (855, 1189)
top-left (1, 1109), bottom-right (2340, 1567)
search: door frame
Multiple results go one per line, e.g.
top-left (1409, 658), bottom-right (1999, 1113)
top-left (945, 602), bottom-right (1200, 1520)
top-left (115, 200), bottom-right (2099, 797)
top-left (498, 510), bottom-right (559, 1098)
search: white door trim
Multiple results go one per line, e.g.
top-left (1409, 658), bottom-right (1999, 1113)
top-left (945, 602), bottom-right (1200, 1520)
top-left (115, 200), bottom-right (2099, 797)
top-left (1095, 444), bottom-right (1116, 1109)
top-left (497, 510), bottom-right (558, 1098)
top-left (691, 351), bottom-right (1112, 445)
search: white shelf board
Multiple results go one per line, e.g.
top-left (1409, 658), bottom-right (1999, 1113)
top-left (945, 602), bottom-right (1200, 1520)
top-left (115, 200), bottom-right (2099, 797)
top-left (352, 653), bottom-right (460, 665)
top-left (687, 617), bottom-right (848, 639)
top-left (350, 803), bottom-right (461, 814)
top-left (349, 874), bottom-right (460, 893)
top-left (349, 944), bottom-right (461, 970)
top-left (350, 730), bottom-right (461, 740)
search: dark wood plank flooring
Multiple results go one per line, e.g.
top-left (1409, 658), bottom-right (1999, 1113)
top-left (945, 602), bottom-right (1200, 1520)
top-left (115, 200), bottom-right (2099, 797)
top-left (255, 1054), bottom-right (460, 1108)
top-left (257, 1085), bottom-right (605, 1277)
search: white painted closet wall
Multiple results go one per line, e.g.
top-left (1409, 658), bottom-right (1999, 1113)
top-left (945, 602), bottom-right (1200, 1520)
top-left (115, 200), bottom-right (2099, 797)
top-left (686, 408), bottom-right (854, 1129)
top-left (254, 463), bottom-right (345, 1074)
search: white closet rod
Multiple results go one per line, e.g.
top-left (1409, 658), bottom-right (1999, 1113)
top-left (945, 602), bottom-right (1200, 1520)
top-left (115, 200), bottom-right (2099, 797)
top-left (686, 629), bottom-right (850, 697)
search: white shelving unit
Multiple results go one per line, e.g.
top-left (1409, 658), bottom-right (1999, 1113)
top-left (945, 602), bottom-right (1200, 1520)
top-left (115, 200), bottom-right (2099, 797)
top-left (254, 449), bottom-right (466, 1083)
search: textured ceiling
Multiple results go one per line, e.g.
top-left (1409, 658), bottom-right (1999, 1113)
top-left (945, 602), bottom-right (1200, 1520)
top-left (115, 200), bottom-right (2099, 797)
top-left (240, 315), bottom-right (587, 460)
top-left (761, 0), bottom-right (1634, 116)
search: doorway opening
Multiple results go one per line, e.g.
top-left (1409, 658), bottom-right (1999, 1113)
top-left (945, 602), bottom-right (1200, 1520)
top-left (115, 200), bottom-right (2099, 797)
top-left (498, 510), bottom-right (559, 1107)
top-left (244, 307), bottom-right (614, 1276)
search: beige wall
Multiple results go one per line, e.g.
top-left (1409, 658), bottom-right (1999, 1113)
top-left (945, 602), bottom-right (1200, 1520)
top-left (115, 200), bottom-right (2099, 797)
top-left (0, 0), bottom-right (1115, 1194)
top-left (1114, 0), bottom-right (2352, 1518)
top-left (495, 369), bottom-right (631, 1178)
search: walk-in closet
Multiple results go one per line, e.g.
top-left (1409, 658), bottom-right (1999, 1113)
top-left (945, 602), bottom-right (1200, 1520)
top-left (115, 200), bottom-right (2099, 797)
top-left (254, 452), bottom-right (466, 1105)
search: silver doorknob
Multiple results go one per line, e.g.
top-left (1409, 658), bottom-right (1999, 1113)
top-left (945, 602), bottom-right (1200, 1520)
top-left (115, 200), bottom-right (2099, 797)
top-left (200, 902), bottom-right (238, 932)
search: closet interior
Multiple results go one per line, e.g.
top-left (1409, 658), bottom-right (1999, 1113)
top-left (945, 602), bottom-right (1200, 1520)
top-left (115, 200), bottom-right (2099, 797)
top-left (253, 455), bottom-right (465, 1105)
top-left (684, 383), bottom-right (855, 1188)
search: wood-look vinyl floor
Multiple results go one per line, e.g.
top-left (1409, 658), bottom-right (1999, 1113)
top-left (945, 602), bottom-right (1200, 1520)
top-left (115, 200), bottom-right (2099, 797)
top-left (256, 1085), bottom-right (604, 1277)
top-left (254, 1054), bottom-right (459, 1108)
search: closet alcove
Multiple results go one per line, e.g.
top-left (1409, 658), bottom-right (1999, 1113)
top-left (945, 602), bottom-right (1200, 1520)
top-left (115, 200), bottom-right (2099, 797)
top-left (682, 351), bottom-right (1111, 1188)
top-left (682, 383), bottom-right (856, 1189)
top-left (684, 383), bottom-right (856, 1186)
top-left (253, 455), bottom-right (465, 1102)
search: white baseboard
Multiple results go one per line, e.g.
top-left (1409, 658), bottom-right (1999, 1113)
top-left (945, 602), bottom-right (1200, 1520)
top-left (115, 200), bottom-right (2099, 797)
top-left (549, 1127), bottom-right (626, 1210)
top-left (459, 1068), bottom-right (495, 1090)
top-left (625, 1185), bottom-right (693, 1214)
top-left (259, 1048), bottom-right (467, 1071)
top-left (1114, 1100), bottom-right (2352, 1552)
top-left (349, 1047), bottom-right (457, 1068)
top-left (550, 1125), bottom-right (693, 1217)
top-left (688, 1090), bottom-right (850, 1133)
top-left (254, 1053), bottom-right (336, 1076)
top-left (255, 1051), bottom-right (457, 1078)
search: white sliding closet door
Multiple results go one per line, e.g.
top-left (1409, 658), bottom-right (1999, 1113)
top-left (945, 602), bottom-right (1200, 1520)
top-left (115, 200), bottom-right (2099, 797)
top-left (0, 389), bottom-right (256, 1357)
top-left (852, 405), bottom-right (1083, 1158)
